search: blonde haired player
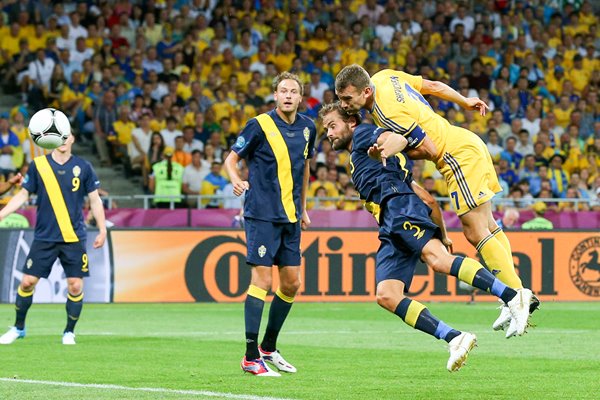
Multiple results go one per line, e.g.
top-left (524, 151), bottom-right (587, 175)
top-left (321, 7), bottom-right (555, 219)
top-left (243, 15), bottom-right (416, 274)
top-left (335, 65), bottom-right (537, 337)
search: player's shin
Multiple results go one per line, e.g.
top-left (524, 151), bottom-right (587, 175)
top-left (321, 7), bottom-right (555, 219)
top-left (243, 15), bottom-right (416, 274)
top-left (477, 234), bottom-right (523, 288)
top-left (450, 257), bottom-right (517, 303)
top-left (491, 227), bottom-right (523, 288)
top-left (15, 287), bottom-right (34, 330)
top-left (245, 285), bottom-right (267, 360)
top-left (261, 288), bottom-right (295, 352)
top-left (394, 298), bottom-right (461, 343)
top-left (65, 292), bottom-right (84, 333)
top-left (449, 256), bottom-right (517, 304)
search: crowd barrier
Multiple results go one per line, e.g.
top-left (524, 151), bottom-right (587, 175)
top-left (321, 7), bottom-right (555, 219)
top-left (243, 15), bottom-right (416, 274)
top-left (13, 208), bottom-right (600, 229)
top-left (1, 229), bottom-right (599, 303)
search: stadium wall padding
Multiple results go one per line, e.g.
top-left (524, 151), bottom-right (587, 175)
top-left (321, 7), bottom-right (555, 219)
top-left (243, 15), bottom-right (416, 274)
top-left (1, 229), bottom-right (599, 303)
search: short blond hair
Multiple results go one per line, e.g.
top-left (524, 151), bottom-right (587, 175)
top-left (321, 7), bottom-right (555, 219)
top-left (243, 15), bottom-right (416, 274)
top-left (272, 71), bottom-right (304, 95)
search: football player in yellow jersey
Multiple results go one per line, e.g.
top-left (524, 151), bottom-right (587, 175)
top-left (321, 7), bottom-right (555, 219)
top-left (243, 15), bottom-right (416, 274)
top-left (335, 65), bottom-right (538, 332)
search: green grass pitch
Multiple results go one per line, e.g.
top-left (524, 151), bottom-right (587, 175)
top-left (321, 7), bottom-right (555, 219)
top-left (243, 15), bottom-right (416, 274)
top-left (0, 302), bottom-right (598, 400)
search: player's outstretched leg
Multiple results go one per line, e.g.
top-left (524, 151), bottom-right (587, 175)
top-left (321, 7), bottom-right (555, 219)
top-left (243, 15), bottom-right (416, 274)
top-left (377, 280), bottom-right (477, 372)
top-left (449, 256), bottom-right (533, 337)
top-left (63, 291), bottom-right (84, 345)
top-left (490, 222), bottom-right (541, 328)
top-left (0, 286), bottom-right (34, 345)
top-left (422, 241), bottom-right (534, 338)
top-left (241, 283), bottom-right (279, 377)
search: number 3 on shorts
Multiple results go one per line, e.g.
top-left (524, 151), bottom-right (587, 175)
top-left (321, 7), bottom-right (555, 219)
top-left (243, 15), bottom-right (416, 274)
top-left (82, 253), bottom-right (89, 272)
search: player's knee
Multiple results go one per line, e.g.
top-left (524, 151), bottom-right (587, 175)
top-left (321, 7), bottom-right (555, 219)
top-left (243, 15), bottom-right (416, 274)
top-left (280, 277), bottom-right (301, 297)
top-left (20, 281), bottom-right (36, 292)
top-left (250, 276), bottom-right (272, 292)
top-left (376, 290), bottom-right (399, 312)
top-left (67, 280), bottom-right (83, 295)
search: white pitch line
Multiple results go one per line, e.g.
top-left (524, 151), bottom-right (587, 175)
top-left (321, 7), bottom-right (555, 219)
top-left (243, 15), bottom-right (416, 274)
top-left (0, 378), bottom-right (296, 400)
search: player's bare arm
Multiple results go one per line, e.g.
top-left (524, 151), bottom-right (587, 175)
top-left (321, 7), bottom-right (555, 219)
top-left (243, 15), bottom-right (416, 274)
top-left (0, 187), bottom-right (29, 222)
top-left (88, 189), bottom-right (107, 248)
top-left (368, 131), bottom-right (407, 166)
top-left (224, 151), bottom-right (249, 197)
top-left (301, 161), bottom-right (311, 231)
top-left (420, 79), bottom-right (489, 116)
top-left (0, 173), bottom-right (23, 196)
top-left (411, 181), bottom-right (453, 253)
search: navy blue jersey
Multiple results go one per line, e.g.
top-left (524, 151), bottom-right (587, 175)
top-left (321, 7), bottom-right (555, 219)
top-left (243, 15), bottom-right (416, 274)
top-left (23, 154), bottom-right (100, 243)
top-left (350, 124), bottom-right (414, 223)
top-left (232, 110), bottom-right (317, 223)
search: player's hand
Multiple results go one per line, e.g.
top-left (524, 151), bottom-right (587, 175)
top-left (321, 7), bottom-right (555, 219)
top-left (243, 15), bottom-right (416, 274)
top-left (368, 144), bottom-right (387, 167)
top-left (93, 230), bottom-right (106, 249)
top-left (464, 97), bottom-right (489, 116)
top-left (232, 180), bottom-right (250, 196)
top-left (8, 173), bottom-right (23, 186)
top-left (442, 237), bottom-right (453, 253)
top-left (301, 209), bottom-right (311, 231)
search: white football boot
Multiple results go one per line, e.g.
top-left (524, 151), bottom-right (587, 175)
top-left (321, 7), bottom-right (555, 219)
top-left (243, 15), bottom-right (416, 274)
top-left (0, 327), bottom-right (25, 344)
top-left (259, 346), bottom-right (297, 373)
top-left (447, 332), bottom-right (477, 372)
top-left (506, 288), bottom-right (534, 338)
top-left (62, 331), bottom-right (76, 345)
top-left (492, 300), bottom-right (512, 331)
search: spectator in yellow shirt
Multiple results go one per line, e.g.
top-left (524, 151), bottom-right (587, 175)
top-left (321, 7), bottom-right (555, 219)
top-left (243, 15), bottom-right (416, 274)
top-left (553, 95), bottom-right (574, 129)
top-left (308, 164), bottom-right (339, 210)
top-left (567, 54), bottom-right (591, 94)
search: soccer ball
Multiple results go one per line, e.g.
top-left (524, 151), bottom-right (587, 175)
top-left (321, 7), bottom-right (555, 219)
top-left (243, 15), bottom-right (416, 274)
top-left (28, 108), bottom-right (71, 150)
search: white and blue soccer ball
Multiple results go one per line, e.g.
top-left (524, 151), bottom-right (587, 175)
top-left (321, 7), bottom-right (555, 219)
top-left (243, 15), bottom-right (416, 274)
top-left (28, 108), bottom-right (71, 150)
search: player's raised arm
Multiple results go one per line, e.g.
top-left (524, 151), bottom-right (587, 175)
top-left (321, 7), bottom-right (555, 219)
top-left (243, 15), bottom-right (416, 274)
top-left (368, 130), bottom-right (408, 166)
top-left (419, 79), bottom-right (489, 116)
top-left (88, 189), bottom-right (107, 248)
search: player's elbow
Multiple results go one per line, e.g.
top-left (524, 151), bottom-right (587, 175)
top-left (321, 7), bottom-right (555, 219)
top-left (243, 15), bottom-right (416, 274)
top-left (421, 79), bottom-right (443, 96)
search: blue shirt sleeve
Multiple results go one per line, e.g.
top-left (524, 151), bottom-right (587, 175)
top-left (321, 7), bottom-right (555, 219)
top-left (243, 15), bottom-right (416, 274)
top-left (84, 161), bottom-right (101, 194)
top-left (231, 118), bottom-right (262, 159)
top-left (370, 127), bottom-right (390, 145)
top-left (22, 159), bottom-right (38, 194)
top-left (307, 123), bottom-right (317, 159)
top-left (370, 124), bottom-right (425, 149)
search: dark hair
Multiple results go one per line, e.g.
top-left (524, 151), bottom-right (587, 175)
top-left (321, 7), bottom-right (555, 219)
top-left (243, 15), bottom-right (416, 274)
top-left (335, 64), bottom-right (371, 93)
top-left (318, 101), bottom-right (355, 123)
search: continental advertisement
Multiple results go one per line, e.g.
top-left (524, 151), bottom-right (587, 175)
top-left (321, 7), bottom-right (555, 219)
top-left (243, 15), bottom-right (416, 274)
top-left (110, 230), bottom-right (600, 303)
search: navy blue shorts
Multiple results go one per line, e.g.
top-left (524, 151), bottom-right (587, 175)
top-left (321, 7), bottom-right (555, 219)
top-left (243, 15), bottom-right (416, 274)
top-left (376, 194), bottom-right (441, 291)
top-left (244, 218), bottom-right (302, 267)
top-left (25, 240), bottom-right (89, 279)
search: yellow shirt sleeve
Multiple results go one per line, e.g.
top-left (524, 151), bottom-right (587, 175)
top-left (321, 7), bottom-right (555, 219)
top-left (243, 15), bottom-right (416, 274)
top-left (397, 71), bottom-right (423, 92)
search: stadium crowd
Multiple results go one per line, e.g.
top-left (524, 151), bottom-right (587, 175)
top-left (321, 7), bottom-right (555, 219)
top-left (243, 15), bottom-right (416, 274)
top-left (0, 0), bottom-right (598, 212)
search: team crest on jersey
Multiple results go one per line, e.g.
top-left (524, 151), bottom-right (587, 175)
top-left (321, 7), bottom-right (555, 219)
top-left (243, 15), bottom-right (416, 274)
top-left (234, 136), bottom-right (246, 149)
top-left (26, 258), bottom-right (32, 269)
top-left (303, 127), bottom-right (310, 141)
top-left (258, 245), bottom-right (267, 258)
top-left (72, 166), bottom-right (81, 177)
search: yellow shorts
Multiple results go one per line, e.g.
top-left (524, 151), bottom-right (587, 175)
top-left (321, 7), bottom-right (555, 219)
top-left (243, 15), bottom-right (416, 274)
top-left (436, 127), bottom-right (502, 216)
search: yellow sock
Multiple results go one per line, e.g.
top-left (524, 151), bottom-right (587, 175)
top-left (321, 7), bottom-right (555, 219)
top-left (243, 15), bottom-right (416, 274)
top-left (477, 234), bottom-right (522, 288)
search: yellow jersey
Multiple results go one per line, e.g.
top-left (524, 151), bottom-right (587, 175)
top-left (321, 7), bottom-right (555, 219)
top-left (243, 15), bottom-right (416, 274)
top-left (370, 69), bottom-right (453, 162)
top-left (369, 70), bottom-right (501, 215)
